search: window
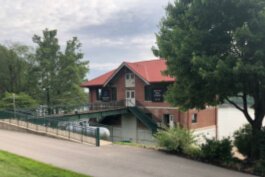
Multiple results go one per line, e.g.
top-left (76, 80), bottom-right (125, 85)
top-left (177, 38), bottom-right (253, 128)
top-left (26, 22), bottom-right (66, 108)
top-left (192, 113), bottom-right (197, 123)
top-left (126, 91), bottom-right (130, 98)
top-left (126, 73), bottom-right (134, 80)
top-left (111, 87), bottom-right (117, 101)
top-left (152, 88), bottom-right (164, 102)
top-left (131, 91), bottom-right (135, 98)
top-left (163, 114), bottom-right (170, 127)
top-left (96, 88), bottom-right (102, 100)
top-left (144, 86), bottom-right (152, 101)
top-left (126, 73), bottom-right (130, 80)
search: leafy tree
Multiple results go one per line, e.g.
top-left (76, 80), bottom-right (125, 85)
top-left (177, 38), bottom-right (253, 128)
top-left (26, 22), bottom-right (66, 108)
top-left (0, 43), bottom-right (33, 95)
top-left (56, 37), bottom-right (88, 106)
top-left (33, 29), bottom-right (61, 108)
top-left (32, 29), bottom-right (88, 109)
top-left (0, 92), bottom-right (38, 109)
top-left (154, 0), bottom-right (265, 160)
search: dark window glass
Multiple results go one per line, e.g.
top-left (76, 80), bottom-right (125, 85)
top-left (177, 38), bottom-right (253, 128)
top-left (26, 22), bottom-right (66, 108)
top-left (126, 73), bottom-right (130, 80)
top-left (96, 88), bottom-right (102, 100)
top-left (131, 91), bottom-right (135, 98)
top-left (111, 87), bottom-right (117, 101)
top-left (163, 114), bottom-right (170, 127)
top-left (144, 86), bottom-right (151, 101)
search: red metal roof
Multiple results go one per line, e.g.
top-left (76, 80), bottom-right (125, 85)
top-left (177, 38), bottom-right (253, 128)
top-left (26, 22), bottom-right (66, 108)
top-left (126, 59), bottom-right (175, 83)
top-left (81, 59), bottom-right (175, 87)
top-left (80, 70), bottom-right (115, 87)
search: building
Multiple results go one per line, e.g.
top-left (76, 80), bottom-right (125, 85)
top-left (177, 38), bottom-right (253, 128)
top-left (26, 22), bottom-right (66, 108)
top-left (81, 59), bottom-right (217, 144)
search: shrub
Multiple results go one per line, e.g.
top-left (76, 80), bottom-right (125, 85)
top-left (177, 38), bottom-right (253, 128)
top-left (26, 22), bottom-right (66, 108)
top-left (233, 124), bottom-right (252, 159)
top-left (183, 145), bottom-right (202, 159)
top-left (254, 160), bottom-right (265, 177)
top-left (252, 129), bottom-right (265, 176)
top-left (0, 92), bottom-right (38, 109)
top-left (201, 138), bottom-right (233, 164)
top-left (154, 125), bottom-right (195, 153)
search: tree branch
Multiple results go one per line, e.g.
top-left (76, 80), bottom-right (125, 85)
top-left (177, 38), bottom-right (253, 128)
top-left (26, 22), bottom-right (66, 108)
top-left (226, 97), bottom-right (253, 124)
top-left (226, 98), bottom-right (244, 112)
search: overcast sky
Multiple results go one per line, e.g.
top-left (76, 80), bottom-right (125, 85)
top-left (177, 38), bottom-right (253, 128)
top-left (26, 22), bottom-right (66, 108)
top-left (0, 0), bottom-right (171, 79)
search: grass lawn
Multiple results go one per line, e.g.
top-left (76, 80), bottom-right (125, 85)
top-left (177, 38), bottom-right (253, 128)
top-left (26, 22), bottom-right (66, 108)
top-left (0, 150), bottom-right (91, 177)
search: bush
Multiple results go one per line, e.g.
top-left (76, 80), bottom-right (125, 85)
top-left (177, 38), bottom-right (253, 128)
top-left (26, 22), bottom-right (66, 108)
top-left (254, 160), bottom-right (265, 177)
top-left (0, 92), bottom-right (38, 109)
top-left (233, 124), bottom-right (252, 159)
top-left (154, 125), bottom-right (195, 153)
top-left (201, 138), bottom-right (233, 164)
top-left (183, 145), bottom-right (202, 159)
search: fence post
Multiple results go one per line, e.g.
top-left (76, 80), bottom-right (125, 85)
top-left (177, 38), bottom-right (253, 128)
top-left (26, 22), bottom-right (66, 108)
top-left (81, 127), bottom-right (84, 143)
top-left (45, 118), bottom-right (48, 133)
top-left (96, 127), bottom-right (100, 147)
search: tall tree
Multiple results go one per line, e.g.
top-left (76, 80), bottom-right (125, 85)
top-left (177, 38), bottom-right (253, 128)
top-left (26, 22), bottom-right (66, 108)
top-left (33, 29), bottom-right (60, 109)
top-left (56, 37), bottom-right (88, 106)
top-left (155, 0), bottom-right (265, 160)
top-left (33, 29), bottom-right (88, 109)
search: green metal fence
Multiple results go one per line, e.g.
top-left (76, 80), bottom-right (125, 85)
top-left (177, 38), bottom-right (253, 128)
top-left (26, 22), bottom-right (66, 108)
top-left (0, 110), bottom-right (107, 146)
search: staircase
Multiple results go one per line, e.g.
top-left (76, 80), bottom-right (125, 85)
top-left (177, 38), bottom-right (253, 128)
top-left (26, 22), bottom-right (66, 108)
top-left (128, 107), bottom-right (158, 133)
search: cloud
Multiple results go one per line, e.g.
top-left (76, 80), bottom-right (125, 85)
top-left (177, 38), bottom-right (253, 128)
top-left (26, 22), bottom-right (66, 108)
top-left (0, 0), bottom-right (170, 79)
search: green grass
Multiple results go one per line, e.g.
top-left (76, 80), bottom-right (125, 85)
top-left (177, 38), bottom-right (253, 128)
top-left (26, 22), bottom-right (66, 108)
top-left (0, 150), bottom-right (91, 177)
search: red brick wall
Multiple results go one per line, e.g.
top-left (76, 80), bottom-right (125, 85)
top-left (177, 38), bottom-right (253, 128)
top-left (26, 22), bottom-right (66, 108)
top-left (188, 108), bottom-right (217, 129)
top-left (89, 88), bottom-right (98, 103)
top-left (143, 108), bottom-right (179, 122)
top-left (113, 70), bottom-right (125, 101)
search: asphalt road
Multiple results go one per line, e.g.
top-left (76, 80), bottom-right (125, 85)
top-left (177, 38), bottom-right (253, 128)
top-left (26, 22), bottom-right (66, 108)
top-left (0, 129), bottom-right (255, 177)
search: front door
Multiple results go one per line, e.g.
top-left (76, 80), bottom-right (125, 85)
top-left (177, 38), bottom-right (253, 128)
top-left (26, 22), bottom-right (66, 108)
top-left (126, 90), bottom-right (135, 107)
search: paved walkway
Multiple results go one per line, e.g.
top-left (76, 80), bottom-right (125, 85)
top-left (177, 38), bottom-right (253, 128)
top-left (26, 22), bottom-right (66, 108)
top-left (0, 129), bottom-right (255, 177)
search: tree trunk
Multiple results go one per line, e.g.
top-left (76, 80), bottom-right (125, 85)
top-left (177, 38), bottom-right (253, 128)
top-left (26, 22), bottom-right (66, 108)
top-left (250, 119), bottom-right (263, 161)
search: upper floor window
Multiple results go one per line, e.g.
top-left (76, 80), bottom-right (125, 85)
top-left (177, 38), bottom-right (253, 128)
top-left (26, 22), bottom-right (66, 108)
top-left (111, 87), bottom-right (117, 101)
top-left (96, 88), bottom-right (102, 100)
top-left (144, 86), bottom-right (152, 101)
top-left (152, 88), bottom-right (164, 102)
top-left (97, 87), bottom-right (117, 101)
top-left (126, 73), bottom-right (134, 80)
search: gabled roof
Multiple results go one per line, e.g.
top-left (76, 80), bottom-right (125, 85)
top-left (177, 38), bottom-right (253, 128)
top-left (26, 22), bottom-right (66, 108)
top-left (80, 70), bottom-right (115, 87)
top-left (81, 59), bottom-right (175, 87)
top-left (126, 59), bottom-right (175, 83)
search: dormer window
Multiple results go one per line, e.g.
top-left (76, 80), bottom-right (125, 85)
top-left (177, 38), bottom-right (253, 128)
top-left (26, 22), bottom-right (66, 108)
top-left (126, 73), bottom-right (134, 80)
top-left (125, 72), bottom-right (135, 87)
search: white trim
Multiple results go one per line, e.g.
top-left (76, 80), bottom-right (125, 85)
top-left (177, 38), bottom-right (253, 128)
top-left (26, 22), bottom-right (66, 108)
top-left (103, 62), bottom-right (149, 87)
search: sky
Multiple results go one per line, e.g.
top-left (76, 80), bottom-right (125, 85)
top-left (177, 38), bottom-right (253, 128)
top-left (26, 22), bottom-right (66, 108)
top-left (0, 0), bottom-right (171, 79)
